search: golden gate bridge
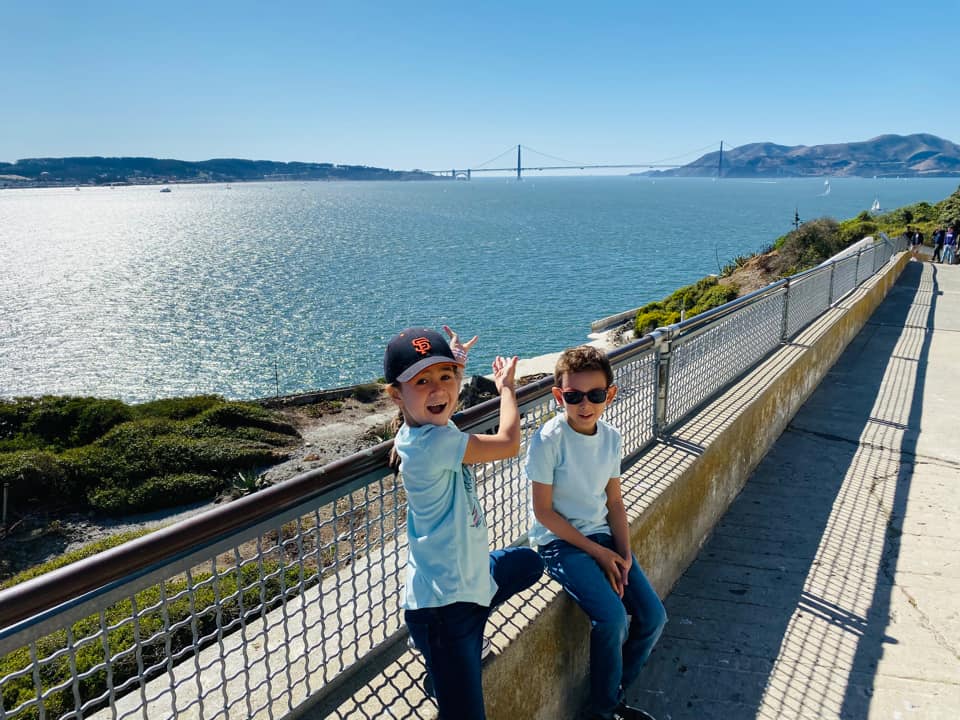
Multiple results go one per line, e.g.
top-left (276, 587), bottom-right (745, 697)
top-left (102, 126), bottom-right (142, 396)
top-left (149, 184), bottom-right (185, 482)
top-left (422, 142), bottom-right (723, 180)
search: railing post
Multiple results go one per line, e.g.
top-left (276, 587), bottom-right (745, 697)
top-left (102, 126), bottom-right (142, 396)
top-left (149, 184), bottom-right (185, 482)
top-left (854, 248), bottom-right (862, 286)
top-left (828, 261), bottom-right (837, 305)
top-left (653, 328), bottom-right (672, 436)
top-left (780, 280), bottom-right (791, 342)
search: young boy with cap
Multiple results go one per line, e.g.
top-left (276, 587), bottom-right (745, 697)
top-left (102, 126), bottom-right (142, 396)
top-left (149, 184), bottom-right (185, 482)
top-left (526, 345), bottom-right (666, 720)
top-left (384, 326), bottom-right (543, 720)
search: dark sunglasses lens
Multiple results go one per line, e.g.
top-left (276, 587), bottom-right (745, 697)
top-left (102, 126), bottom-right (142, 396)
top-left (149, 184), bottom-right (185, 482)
top-left (562, 388), bottom-right (608, 403)
top-left (586, 389), bottom-right (608, 403)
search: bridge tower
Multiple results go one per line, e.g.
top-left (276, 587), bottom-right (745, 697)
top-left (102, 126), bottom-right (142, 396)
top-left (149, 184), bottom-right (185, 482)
top-left (516, 144), bottom-right (521, 181)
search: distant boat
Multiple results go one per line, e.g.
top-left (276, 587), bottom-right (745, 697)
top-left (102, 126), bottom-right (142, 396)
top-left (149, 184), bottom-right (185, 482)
top-left (822, 179), bottom-right (831, 196)
top-left (871, 197), bottom-right (881, 212)
top-left (160, 187), bottom-right (172, 193)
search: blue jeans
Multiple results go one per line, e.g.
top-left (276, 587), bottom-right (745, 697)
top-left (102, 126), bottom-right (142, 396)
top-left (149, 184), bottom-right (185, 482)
top-left (404, 547), bottom-right (544, 720)
top-left (944, 245), bottom-right (956, 265)
top-left (541, 533), bottom-right (667, 719)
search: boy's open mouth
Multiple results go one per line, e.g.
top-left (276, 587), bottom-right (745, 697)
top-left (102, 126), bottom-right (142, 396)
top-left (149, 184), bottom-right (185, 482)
top-left (427, 403), bottom-right (447, 415)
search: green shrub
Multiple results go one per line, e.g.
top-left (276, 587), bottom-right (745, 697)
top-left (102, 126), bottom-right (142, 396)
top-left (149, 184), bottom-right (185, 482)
top-left (353, 383), bottom-right (382, 403)
top-left (0, 450), bottom-right (65, 505)
top-left (635, 308), bottom-right (680, 336)
top-left (689, 283), bottom-right (739, 314)
top-left (935, 184), bottom-right (960, 227)
top-left (59, 443), bottom-right (148, 498)
top-left (88, 473), bottom-right (226, 514)
top-left (2, 398), bottom-right (295, 515)
top-left (192, 402), bottom-right (297, 436)
top-left (0, 397), bottom-right (132, 451)
top-left (132, 395), bottom-right (223, 420)
top-left (837, 217), bottom-right (879, 246)
top-left (0, 399), bottom-right (32, 440)
top-left (634, 275), bottom-right (741, 336)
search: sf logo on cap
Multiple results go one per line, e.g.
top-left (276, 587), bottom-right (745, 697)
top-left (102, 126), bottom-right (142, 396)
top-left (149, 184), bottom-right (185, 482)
top-left (412, 337), bottom-right (432, 355)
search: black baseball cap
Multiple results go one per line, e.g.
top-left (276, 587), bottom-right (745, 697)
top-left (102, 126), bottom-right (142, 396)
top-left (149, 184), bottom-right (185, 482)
top-left (384, 327), bottom-right (465, 384)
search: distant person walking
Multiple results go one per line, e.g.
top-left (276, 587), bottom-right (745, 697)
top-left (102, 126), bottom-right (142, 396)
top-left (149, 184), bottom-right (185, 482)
top-left (906, 226), bottom-right (921, 259)
top-left (931, 227), bottom-right (944, 263)
top-left (943, 226), bottom-right (957, 265)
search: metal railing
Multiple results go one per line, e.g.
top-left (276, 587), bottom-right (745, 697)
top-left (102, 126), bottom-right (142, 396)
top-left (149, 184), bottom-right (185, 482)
top-left (0, 236), bottom-right (906, 720)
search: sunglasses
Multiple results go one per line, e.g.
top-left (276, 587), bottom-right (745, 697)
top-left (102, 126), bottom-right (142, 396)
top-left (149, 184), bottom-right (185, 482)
top-left (560, 387), bottom-right (609, 404)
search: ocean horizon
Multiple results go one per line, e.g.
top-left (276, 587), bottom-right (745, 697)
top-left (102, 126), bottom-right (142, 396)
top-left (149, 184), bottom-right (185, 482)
top-left (2, 175), bottom-right (956, 402)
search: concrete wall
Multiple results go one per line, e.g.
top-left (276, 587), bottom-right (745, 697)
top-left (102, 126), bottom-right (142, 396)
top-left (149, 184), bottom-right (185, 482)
top-left (479, 252), bottom-right (910, 720)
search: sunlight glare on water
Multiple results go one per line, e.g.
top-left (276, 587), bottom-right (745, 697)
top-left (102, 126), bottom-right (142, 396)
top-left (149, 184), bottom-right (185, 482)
top-left (1, 176), bottom-right (956, 401)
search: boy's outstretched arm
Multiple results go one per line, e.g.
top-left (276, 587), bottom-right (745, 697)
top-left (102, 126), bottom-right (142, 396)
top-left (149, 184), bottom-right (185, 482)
top-left (532, 482), bottom-right (629, 596)
top-left (463, 355), bottom-right (521, 464)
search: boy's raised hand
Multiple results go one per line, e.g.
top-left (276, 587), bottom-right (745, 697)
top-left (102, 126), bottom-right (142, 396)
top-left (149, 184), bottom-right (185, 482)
top-left (443, 325), bottom-right (478, 365)
top-left (491, 355), bottom-right (518, 393)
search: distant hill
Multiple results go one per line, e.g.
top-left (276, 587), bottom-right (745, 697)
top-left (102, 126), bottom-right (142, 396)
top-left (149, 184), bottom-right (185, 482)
top-left (0, 156), bottom-right (440, 187)
top-left (644, 134), bottom-right (960, 178)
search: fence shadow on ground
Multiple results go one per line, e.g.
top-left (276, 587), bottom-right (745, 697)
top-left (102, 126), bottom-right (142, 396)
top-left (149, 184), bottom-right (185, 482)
top-left (628, 262), bottom-right (933, 719)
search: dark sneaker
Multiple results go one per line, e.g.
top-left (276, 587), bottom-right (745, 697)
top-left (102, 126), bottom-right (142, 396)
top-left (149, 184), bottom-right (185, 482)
top-left (407, 634), bottom-right (493, 659)
top-left (583, 708), bottom-right (656, 720)
top-left (614, 704), bottom-right (657, 720)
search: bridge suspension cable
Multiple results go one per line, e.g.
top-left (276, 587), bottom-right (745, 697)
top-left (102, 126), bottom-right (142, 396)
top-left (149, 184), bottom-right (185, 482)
top-left (519, 144), bottom-right (590, 168)
top-left (473, 145), bottom-right (520, 169)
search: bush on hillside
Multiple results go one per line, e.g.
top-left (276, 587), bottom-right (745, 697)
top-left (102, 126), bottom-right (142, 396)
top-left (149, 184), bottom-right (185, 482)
top-left (935, 184), bottom-right (960, 227)
top-left (88, 473), bottom-right (226, 514)
top-left (0, 396), bottom-right (297, 515)
top-left (837, 216), bottom-right (879, 247)
top-left (635, 308), bottom-right (680, 336)
top-left (0, 450), bottom-right (65, 505)
top-left (0, 397), bottom-right (132, 451)
top-left (132, 395), bottom-right (223, 421)
top-left (192, 402), bottom-right (297, 436)
top-left (353, 383), bottom-right (382, 403)
top-left (633, 276), bottom-right (740, 336)
top-left (689, 283), bottom-right (739, 314)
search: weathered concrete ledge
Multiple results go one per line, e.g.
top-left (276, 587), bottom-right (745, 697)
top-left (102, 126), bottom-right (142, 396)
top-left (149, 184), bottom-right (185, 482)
top-left (475, 251), bottom-right (911, 720)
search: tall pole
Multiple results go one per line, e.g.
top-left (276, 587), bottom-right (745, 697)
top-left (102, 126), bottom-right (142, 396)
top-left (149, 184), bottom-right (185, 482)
top-left (717, 140), bottom-right (723, 179)
top-left (516, 144), bottom-right (521, 181)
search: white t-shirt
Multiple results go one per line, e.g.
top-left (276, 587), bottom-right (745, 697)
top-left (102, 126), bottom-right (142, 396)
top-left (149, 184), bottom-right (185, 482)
top-left (524, 414), bottom-right (622, 548)
top-left (395, 421), bottom-right (497, 609)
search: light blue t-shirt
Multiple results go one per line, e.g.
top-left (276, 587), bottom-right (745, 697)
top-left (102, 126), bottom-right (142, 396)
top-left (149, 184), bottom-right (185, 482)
top-left (395, 421), bottom-right (497, 610)
top-left (525, 414), bottom-right (622, 548)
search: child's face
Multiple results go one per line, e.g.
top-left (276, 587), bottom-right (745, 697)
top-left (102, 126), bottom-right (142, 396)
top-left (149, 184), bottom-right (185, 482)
top-left (552, 369), bottom-right (617, 435)
top-left (389, 363), bottom-right (461, 428)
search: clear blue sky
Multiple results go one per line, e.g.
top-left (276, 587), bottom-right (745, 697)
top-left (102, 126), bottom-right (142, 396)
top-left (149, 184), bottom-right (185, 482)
top-left (2, 0), bottom-right (957, 172)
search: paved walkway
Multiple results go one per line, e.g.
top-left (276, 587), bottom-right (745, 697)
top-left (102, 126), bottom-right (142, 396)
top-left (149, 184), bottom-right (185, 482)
top-left (627, 260), bottom-right (960, 720)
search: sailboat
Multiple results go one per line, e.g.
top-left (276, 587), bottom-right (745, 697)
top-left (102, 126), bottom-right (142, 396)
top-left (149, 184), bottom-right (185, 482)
top-left (870, 196), bottom-right (881, 213)
top-left (822, 179), bottom-right (831, 196)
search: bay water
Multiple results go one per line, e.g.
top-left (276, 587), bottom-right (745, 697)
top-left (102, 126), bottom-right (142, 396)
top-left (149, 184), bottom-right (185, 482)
top-left (1, 176), bottom-right (956, 402)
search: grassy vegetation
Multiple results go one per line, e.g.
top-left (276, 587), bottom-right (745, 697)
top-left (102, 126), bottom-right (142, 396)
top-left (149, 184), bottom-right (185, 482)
top-left (0, 395), bottom-right (299, 517)
top-left (0, 530), bottom-right (152, 591)
top-left (634, 276), bottom-right (740, 335)
top-left (0, 558), bottom-right (304, 719)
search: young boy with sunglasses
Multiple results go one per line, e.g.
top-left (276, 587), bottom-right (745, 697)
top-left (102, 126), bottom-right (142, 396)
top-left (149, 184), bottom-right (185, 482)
top-left (525, 346), bottom-right (666, 720)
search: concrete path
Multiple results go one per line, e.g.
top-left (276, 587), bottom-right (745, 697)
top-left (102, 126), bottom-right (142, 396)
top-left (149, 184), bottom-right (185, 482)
top-left (627, 260), bottom-right (960, 720)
